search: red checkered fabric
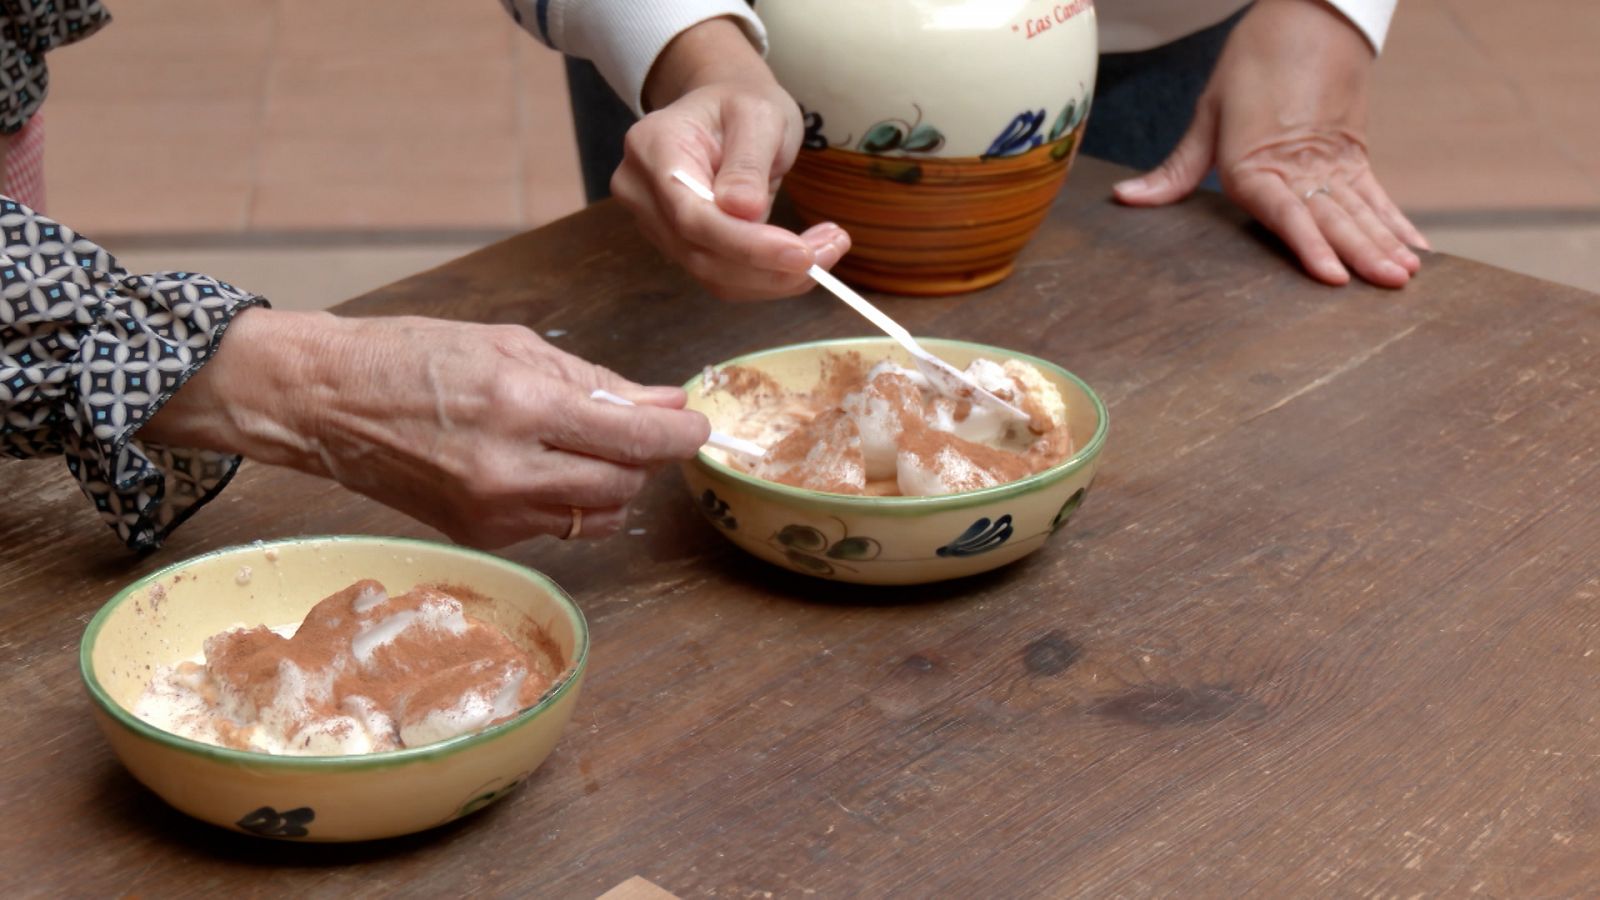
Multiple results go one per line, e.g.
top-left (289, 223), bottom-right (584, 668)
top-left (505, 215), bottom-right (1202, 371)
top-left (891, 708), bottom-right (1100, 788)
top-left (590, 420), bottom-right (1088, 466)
top-left (3, 113), bottom-right (45, 212)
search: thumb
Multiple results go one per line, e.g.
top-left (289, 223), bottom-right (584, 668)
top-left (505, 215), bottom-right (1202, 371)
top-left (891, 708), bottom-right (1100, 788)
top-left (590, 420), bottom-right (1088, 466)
top-left (1114, 98), bottom-right (1218, 206)
top-left (713, 101), bottom-right (784, 222)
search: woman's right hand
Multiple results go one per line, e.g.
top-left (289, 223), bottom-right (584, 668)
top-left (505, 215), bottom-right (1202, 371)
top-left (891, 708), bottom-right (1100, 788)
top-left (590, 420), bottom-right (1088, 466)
top-left (610, 16), bottom-right (851, 301)
top-left (144, 308), bottom-right (710, 547)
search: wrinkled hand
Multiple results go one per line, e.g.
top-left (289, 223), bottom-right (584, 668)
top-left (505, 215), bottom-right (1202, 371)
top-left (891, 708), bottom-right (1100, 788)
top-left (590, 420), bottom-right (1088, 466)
top-left (610, 17), bottom-right (850, 300)
top-left (1114, 0), bottom-right (1429, 288)
top-left (146, 309), bottom-right (710, 547)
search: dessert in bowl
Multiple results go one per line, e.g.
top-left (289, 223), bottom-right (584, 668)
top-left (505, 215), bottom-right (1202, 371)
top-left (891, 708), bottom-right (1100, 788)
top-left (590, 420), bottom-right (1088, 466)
top-left (682, 338), bottom-right (1107, 585)
top-left (80, 535), bottom-right (587, 842)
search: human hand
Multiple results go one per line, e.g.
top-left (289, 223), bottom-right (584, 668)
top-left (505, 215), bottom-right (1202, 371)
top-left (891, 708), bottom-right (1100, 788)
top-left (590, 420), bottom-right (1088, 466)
top-left (1113, 0), bottom-right (1429, 288)
top-left (610, 16), bottom-right (851, 300)
top-left (145, 309), bottom-right (711, 547)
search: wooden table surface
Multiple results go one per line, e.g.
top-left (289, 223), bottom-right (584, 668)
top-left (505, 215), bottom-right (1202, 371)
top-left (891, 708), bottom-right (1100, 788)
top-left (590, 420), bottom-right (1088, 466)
top-left (5, 158), bottom-right (1599, 897)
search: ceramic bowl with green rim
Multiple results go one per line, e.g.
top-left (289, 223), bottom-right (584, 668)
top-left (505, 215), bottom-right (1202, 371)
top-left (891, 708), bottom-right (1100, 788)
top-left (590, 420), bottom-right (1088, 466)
top-left (682, 337), bottom-right (1107, 585)
top-left (80, 535), bottom-right (588, 842)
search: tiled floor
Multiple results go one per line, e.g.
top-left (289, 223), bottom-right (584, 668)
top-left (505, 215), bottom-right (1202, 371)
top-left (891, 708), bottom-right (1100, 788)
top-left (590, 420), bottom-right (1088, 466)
top-left (1368, 0), bottom-right (1600, 211)
top-left (35, 0), bottom-right (1600, 302)
top-left (44, 0), bottom-right (582, 235)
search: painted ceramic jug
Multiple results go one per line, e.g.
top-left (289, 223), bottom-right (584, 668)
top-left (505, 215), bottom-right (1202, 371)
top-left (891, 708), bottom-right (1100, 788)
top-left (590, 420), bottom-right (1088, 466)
top-left (757, 0), bottom-right (1097, 296)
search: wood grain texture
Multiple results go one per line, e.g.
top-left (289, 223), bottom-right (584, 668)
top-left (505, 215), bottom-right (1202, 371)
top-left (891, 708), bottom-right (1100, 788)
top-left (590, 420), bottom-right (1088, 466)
top-left (4, 158), bottom-right (1600, 897)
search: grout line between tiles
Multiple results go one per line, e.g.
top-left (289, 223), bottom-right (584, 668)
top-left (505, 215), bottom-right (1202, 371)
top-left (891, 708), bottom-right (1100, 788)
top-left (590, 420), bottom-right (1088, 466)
top-left (1439, 0), bottom-right (1600, 199)
top-left (245, 0), bottom-right (284, 232)
top-left (511, 28), bottom-right (530, 229)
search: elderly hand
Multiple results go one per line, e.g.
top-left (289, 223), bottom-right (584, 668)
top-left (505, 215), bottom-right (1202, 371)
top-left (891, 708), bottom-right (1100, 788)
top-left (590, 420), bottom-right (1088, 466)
top-left (609, 16), bottom-right (850, 301)
top-left (144, 308), bottom-right (710, 547)
top-left (1113, 0), bottom-right (1429, 288)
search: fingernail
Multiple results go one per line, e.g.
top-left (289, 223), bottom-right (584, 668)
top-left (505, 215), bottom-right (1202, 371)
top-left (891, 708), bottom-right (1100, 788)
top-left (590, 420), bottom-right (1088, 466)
top-left (1378, 260), bottom-right (1408, 281)
top-left (1114, 177), bottom-right (1150, 196)
top-left (778, 246), bottom-right (813, 272)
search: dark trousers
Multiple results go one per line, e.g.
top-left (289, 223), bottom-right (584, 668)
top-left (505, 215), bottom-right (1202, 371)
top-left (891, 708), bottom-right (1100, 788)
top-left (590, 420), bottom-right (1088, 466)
top-left (563, 9), bottom-right (1246, 204)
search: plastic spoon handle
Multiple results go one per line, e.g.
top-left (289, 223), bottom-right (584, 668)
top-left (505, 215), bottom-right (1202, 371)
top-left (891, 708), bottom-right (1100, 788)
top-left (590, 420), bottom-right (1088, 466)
top-left (806, 264), bottom-right (919, 353)
top-left (668, 168), bottom-right (1029, 424)
top-left (590, 389), bottom-right (766, 460)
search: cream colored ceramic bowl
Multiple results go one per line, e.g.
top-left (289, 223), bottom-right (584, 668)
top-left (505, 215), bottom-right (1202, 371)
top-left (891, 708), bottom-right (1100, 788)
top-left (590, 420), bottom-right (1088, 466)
top-left (80, 536), bottom-right (588, 842)
top-left (682, 338), bottom-right (1107, 585)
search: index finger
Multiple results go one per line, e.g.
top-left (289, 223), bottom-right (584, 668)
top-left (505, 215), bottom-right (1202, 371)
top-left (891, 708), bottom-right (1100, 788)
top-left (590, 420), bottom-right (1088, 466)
top-left (657, 165), bottom-right (813, 274)
top-left (713, 96), bottom-right (792, 221)
top-left (542, 388), bottom-right (712, 465)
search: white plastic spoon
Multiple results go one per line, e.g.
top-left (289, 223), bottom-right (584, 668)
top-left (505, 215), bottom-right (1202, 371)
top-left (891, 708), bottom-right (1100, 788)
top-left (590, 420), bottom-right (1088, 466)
top-left (669, 168), bottom-right (1030, 424)
top-left (590, 388), bottom-right (766, 460)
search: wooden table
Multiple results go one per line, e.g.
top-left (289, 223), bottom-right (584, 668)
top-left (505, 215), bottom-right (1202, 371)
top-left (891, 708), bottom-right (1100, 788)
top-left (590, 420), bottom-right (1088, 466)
top-left (5, 158), bottom-right (1599, 897)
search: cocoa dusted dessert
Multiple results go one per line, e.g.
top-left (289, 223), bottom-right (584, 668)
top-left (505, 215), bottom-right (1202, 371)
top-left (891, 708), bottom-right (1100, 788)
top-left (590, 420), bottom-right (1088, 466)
top-left (135, 581), bottom-right (558, 755)
top-left (701, 351), bottom-right (1073, 496)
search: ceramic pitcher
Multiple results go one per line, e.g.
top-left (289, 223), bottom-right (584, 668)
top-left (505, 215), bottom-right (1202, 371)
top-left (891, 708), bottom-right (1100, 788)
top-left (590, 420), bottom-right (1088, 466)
top-left (757, 0), bottom-right (1098, 296)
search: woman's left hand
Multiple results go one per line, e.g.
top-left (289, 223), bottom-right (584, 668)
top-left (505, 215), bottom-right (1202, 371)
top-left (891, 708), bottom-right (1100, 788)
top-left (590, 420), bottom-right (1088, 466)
top-left (1113, 0), bottom-right (1429, 288)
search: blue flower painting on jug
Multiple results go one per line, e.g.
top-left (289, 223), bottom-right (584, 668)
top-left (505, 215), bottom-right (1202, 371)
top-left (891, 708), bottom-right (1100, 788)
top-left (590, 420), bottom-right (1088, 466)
top-left (803, 87), bottom-right (1091, 164)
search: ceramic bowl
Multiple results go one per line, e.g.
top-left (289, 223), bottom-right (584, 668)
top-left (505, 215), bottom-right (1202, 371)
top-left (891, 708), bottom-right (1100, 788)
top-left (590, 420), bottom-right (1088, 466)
top-left (758, 0), bottom-right (1098, 295)
top-left (681, 338), bottom-right (1107, 585)
top-left (80, 536), bottom-right (588, 842)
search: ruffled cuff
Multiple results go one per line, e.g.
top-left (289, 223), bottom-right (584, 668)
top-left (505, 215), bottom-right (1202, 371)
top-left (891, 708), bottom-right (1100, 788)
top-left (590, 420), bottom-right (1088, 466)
top-left (0, 0), bottom-right (112, 133)
top-left (0, 197), bottom-right (267, 550)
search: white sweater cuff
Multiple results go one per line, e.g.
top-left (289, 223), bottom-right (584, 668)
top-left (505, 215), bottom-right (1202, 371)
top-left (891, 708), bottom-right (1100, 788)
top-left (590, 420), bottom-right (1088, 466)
top-left (1327, 0), bottom-right (1397, 53)
top-left (525, 0), bottom-right (767, 115)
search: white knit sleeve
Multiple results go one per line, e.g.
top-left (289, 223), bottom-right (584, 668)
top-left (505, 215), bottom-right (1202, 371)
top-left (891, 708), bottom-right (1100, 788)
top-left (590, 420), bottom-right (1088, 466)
top-left (1325, 0), bottom-right (1397, 53)
top-left (501, 0), bottom-right (767, 115)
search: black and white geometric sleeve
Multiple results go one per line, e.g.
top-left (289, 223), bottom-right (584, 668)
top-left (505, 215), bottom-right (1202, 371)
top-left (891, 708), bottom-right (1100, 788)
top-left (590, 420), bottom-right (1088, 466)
top-left (0, 0), bottom-right (112, 133)
top-left (0, 197), bottom-right (268, 550)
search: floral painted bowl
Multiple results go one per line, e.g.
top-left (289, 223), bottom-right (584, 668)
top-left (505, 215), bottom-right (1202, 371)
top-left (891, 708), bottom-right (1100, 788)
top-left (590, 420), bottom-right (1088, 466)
top-left (682, 338), bottom-right (1107, 585)
top-left (80, 535), bottom-right (588, 842)
top-left (758, 0), bottom-right (1098, 295)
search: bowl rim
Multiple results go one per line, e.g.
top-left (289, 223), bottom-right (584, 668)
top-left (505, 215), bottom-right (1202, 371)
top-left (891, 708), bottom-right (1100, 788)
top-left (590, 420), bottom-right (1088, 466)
top-left (683, 336), bottom-right (1109, 513)
top-left (79, 534), bottom-right (589, 771)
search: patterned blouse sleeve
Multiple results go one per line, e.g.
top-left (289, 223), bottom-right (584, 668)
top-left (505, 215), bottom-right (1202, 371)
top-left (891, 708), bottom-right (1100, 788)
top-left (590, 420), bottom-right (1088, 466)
top-left (0, 197), bottom-right (268, 550)
top-left (0, 0), bottom-right (111, 133)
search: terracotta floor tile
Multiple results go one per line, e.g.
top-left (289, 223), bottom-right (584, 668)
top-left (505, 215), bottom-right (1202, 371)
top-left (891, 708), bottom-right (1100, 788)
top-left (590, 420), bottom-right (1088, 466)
top-left (1368, 0), bottom-right (1600, 212)
top-left (44, 98), bottom-right (259, 140)
top-left (517, 41), bottom-right (579, 122)
top-left (523, 165), bottom-right (586, 228)
top-left (276, 0), bottom-right (515, 60)
top-left (513, 41), bottom-right (584, 225)
top-left (48, 47), bottom-right (270, 104)
top-left (50, 133), bottom-right (257, 195)
top-left (1441, 0), bottom-right (1600, 79)
top-left (1372, 124), bottom-right (1600, 211)
top-left (257, 133), bottom-right (521, 185)
top-left (113, 240), bottom-right (497, 311)
top-left (250, 179), bottom-right (521, 230)
top-left (107, 0), bottom-right (274, 27)
top-left (86, 17), bottom-right (275, 58)
top-left (46, 178), bottom-right (252, 236)
top-left (262, 97), bottom-right (515, 141)
top-left (263, 55), bottom-right (515, 138)
top-left (268, 55), bottom-right (513, 109)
